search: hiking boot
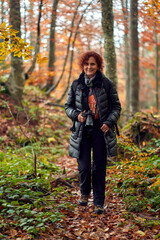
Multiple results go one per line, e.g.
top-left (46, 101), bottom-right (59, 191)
top-left (94, 205), bottom-right (104, 214)
top-left (78, 195), bottom-right (89, 206)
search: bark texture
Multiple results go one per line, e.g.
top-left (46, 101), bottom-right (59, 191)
top-left (46, 0), bottom-right (59, 90)
top-left (0, 0), bottom-right (4, 24)
top-left (130, 0), bottom-right (139, 113)
top-left (101, 0), bottom-right (118, 89)
top-left (26, 0), bottom-right (43, 77)
top-left (121, 0), bottom-right (130, 112)
top-left (155, 31), bottom-right (159, 113)
top-left (7, 0), bottom-right (25, 102)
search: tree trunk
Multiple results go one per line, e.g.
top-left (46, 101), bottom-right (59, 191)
top-left (130, 0), bottom-right (139, 113)
top-left (26, 0), bottom-right (43, 78)
top-left (45, 0), bottom-right (59, 90)
top-left (155, 30), bottom-right (159, 113)
top-left (121, 0), bottom-right (130, 112)
top-left (7, 0), bottom-right (25, 103)
top-left (29, 1), bottom-right (36, 52)
top-left (56, 1), bottom-right (92, 103)
top-left (0, 1), bottom-right (5, 56)
top-left (46, 0), bottom-right (82, 95)
top-left (100, 0), bottom-right (118, 89)
top-left (23, 0), bottom-right (27, 42)
top-left (0, 0), bottom-right (4, 24)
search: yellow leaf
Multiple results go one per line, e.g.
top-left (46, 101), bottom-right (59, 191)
top-left (48, 137), bottom-right (56, 143)
top-left (17, 52), bottom-right (22, 57)
top-left (37, 59), bottom-right (41, 64)
top-left (150, 177), bottom-right (160, 190)
top-left (28, 46), bottom-right (34, 50)
top-left (41, 57), bottom-right (48, 63)
top-left (10, 33), bottom-right (16, 37)
top-left (10, 29), bottom-right (19, 34)
top-left (0, 56), bottom-right (6, 61)
top-left (41, 156), bottom-right (49, 165)
top-left (7, 25), bottom-right (12, 28)
top-left (23, 55), bottom-right (32, 60)
top-left (136, 230), bottom-right (145, 236)
top-left (1, 22), bottom-right (6, 28)
top-left (14, 37), bottom-right (20, 42)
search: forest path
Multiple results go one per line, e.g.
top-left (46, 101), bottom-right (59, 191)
top-left (0, 92), bottom-right (158, 240)
top-left (49, 155), bottom-right (155, 240)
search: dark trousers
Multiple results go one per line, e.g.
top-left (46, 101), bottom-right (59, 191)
top-left (77, 120), bottom-right (107, 206)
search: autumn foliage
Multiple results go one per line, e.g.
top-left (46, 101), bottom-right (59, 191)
top-left (0, 0), bottom-right (159, 109)
top-left (0, 1), bottom-right (160, 238)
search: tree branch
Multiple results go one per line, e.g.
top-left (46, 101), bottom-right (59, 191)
top-left (56, 0), bottom-right (93, 103)
top-left (26, 0), bottom-right (43, 78)
top-left (46, 0), bottom-right (82, 95)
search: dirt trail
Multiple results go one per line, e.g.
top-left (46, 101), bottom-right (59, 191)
top-left (50, 155), bottom-right (155, 240)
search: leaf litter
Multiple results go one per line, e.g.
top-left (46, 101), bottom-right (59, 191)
top-left (0, 90), bottom-right (159, 239)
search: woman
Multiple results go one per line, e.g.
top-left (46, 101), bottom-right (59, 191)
top-left (65, 51), bottom-right (121, 214)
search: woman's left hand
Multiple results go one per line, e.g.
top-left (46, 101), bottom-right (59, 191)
top-left (101, 124), bottom-right (109, 133)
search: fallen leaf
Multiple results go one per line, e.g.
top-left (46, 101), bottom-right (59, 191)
top-left (10, 229), bottom-right (17, 237)
top-left (48, 137), bottom-right (56, 143)
top-left (136, 230), bottom-right (146, 236)
top-left (105, 233), bottom-right (110, 239)
top-left (104, 227), bottom-right (109, 232)
top-left (122, 227), bottom-right (130, 233)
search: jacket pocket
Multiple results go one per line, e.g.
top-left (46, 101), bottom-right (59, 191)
top-left (71, 121), bottom-right (82, 140)
top-left (105, 127), bottom-right (117, 157)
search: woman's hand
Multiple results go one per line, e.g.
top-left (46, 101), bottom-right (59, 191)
top-left (78, 111), bottom-right (86, 123)
top-left (101, 124), bottom-right (109, 133)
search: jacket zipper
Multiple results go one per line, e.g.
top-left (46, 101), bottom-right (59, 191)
top-left (93, 87), bottom-right (110, 156)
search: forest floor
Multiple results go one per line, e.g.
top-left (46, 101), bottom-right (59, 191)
top-left (0, 86), bottom-right (160, 240)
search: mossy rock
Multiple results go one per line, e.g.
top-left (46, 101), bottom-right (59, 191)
top-left (122, 112), bottom-right (160, 144)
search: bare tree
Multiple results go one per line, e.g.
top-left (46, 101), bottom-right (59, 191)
top-left (155, 30), bottom-right (159, 113)
top-left (44, 0), bottom-right (59, 91)
top-left (23, 0), bottom-right (27, 42)
top-left (26, 0), bottom-right (43, 78)
top-left (0, 0), bottom-right (5, 24)
top-left (46, 0), bottom-right (82, 95)
top-left (121, 0), bottom-right (130, 112)
top-left (100, 0), bottom-right (118, 89)
top-left (29, 1), bottom-right (35, 51)
top-left (56, 0), bottom-right (93, 103)
top-left (7, 0), bottom-right (25, 102)
top-left (130, 0), bottom-right (139, 113)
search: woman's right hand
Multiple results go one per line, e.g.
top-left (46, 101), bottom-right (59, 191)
top-left (78, 111), bottom-right (86, 123)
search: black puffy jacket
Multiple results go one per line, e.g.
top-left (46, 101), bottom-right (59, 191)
top-left (65, 70), bottom-right (121, 158)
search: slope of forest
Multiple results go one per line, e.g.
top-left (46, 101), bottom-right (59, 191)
top-left (0, 86), bottom-right (160, 240)
top-left (0, 0), bottom-right (159, 239)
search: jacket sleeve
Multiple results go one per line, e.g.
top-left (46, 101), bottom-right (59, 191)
top-left (65, 81), bottom-right (80, 121)
top-left (104, 80), bottom-right (121, 128)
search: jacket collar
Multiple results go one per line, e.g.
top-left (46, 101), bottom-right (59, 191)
top-left (78, 70), bottom-right (103, 89)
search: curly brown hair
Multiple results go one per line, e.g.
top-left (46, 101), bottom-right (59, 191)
top-left (79, 51), bottom-right (104, 72)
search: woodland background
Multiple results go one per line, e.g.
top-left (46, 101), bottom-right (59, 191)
top-left (0, 0), bottom-right (160, 239)
top-left (0, 0), bottom-right (159, 113)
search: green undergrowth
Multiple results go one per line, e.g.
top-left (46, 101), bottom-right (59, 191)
top-left (0, 144), bottom-right (73, 238)
top-left (1, 88), bottom-right (160, 237)
top-left (106, 135), bottom-right (160, 229)
top-left (0, 88), bottom-right (74, 238)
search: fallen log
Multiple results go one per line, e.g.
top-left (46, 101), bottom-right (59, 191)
top-left (50, 171), bottom-right (79, 188)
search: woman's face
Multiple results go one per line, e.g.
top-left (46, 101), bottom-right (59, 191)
top-left (83, 57), bottom-right (99, 78)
